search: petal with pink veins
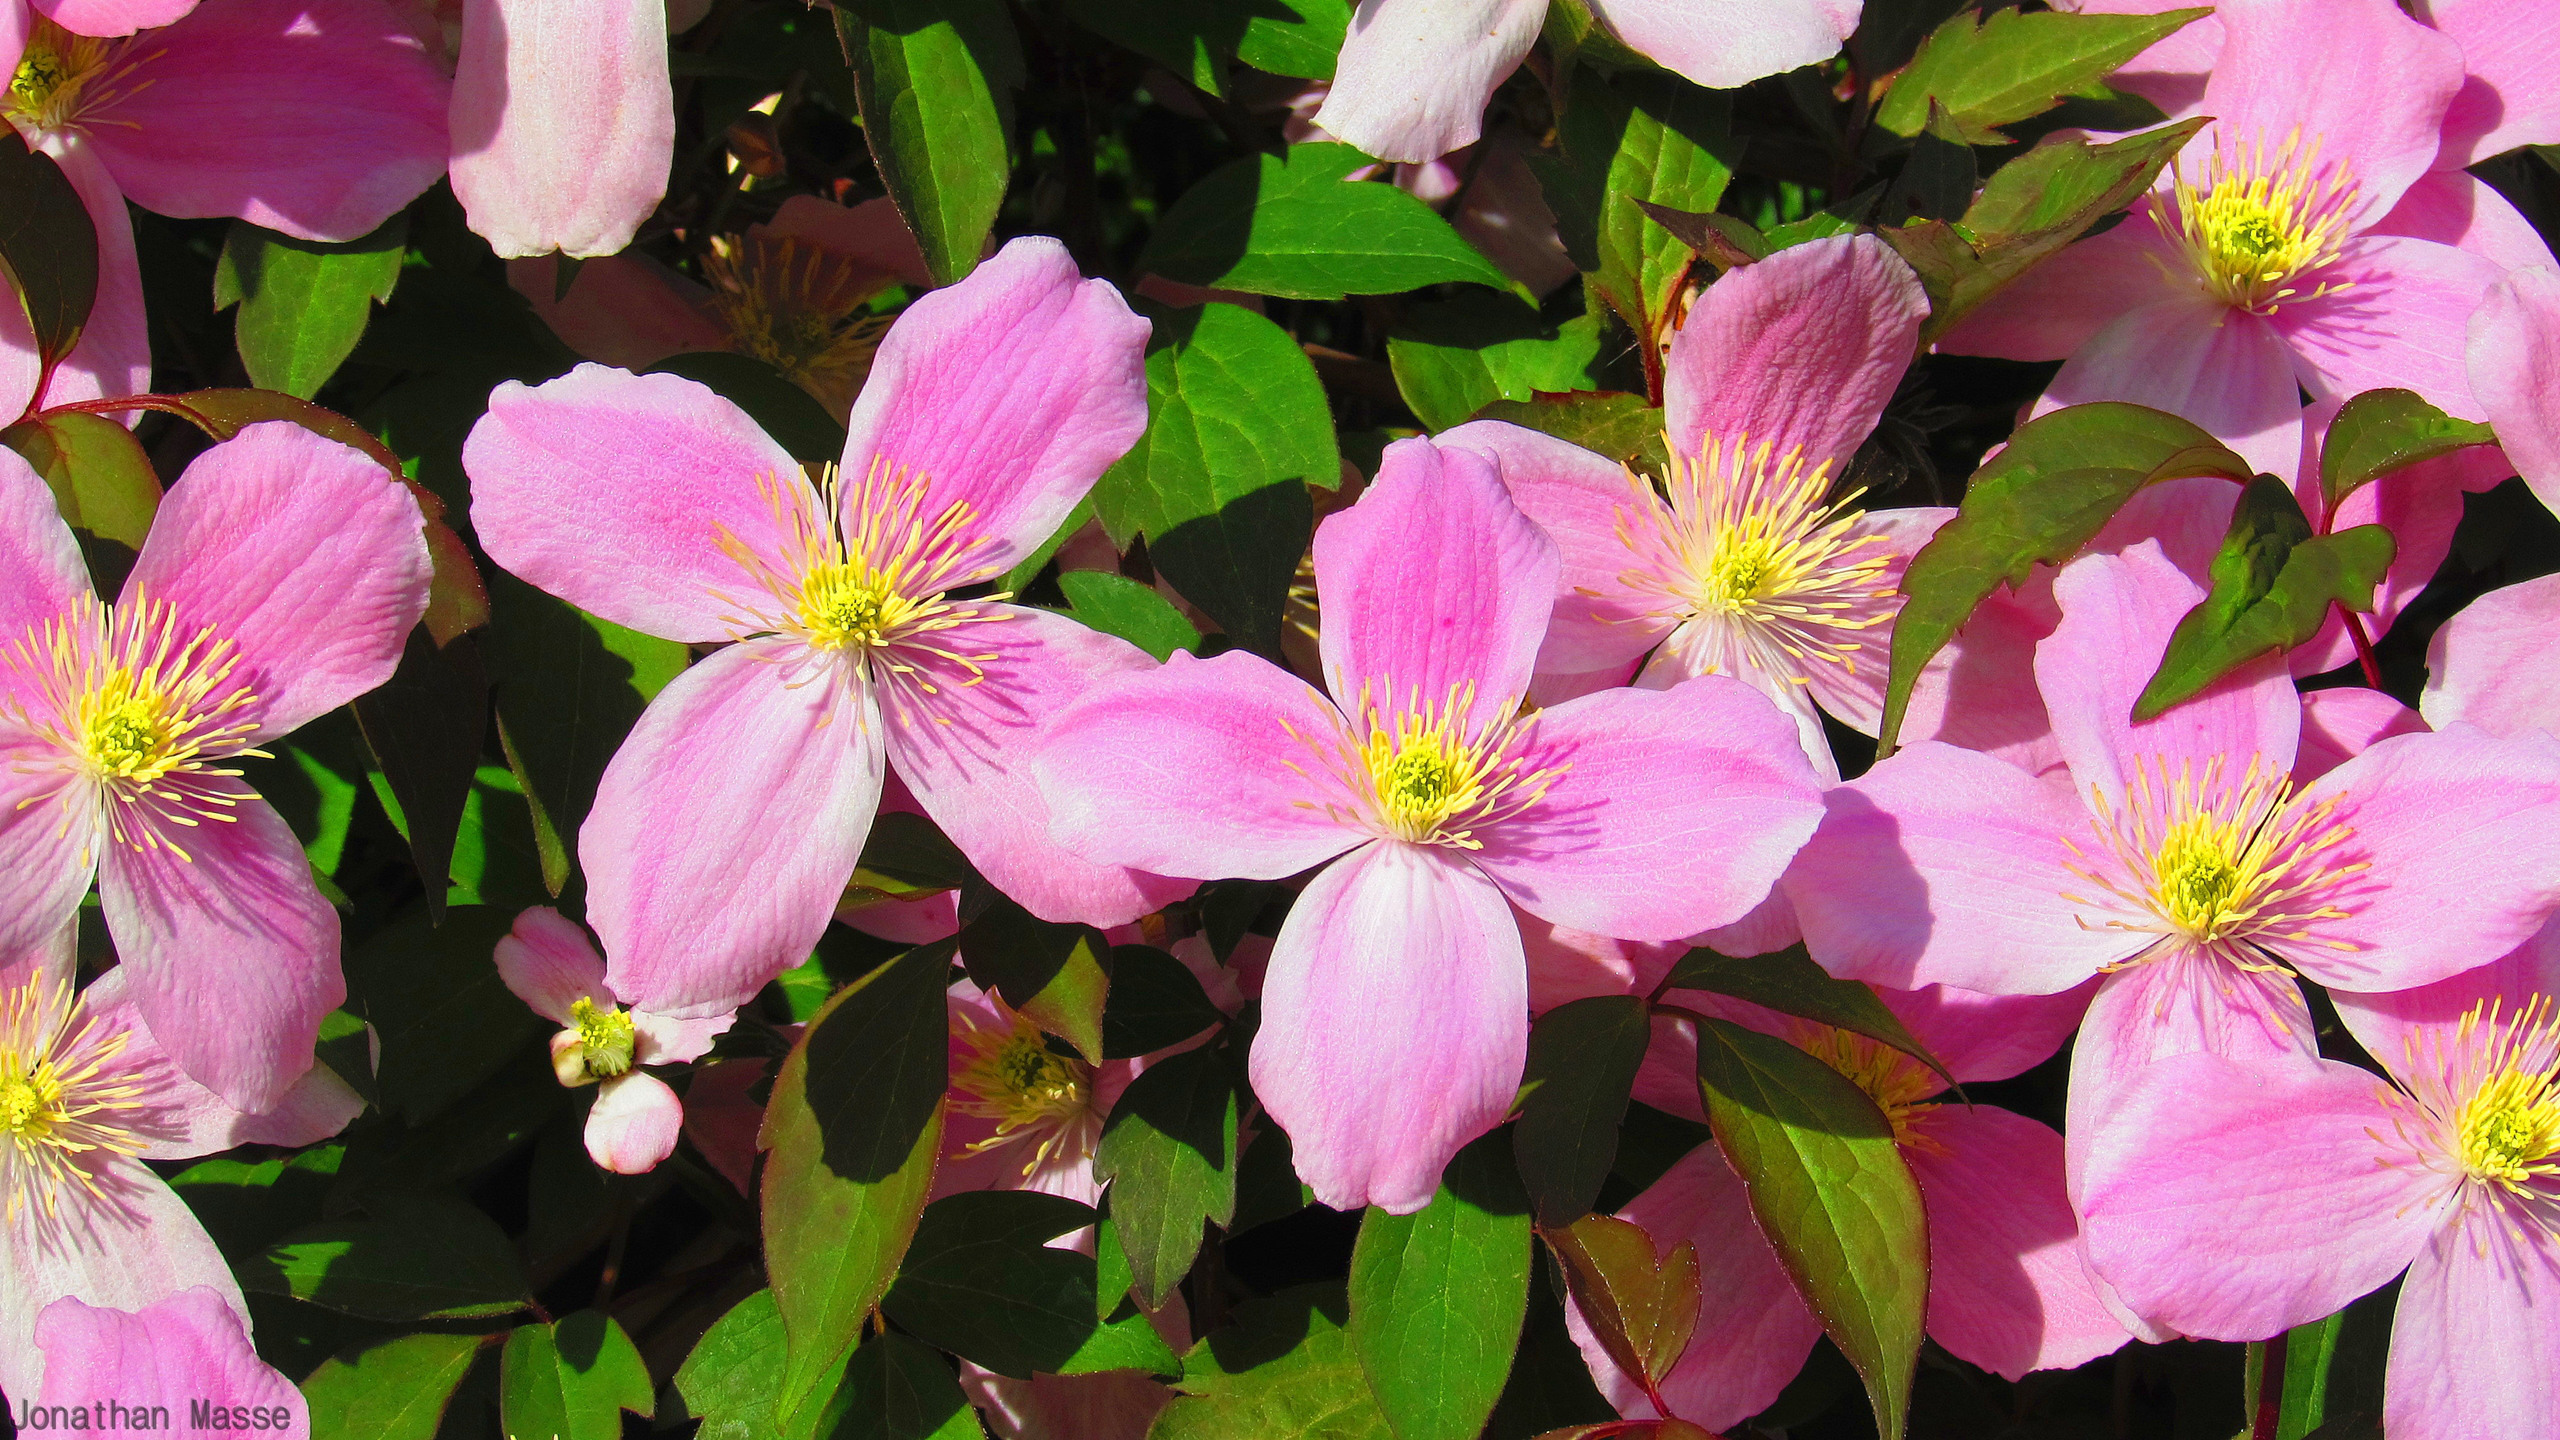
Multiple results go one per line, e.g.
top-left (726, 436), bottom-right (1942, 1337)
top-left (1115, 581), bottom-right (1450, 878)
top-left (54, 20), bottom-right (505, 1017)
top-left (79, 967), bottom-right (364, 1159)
top-left (1585, 0), bottom-right (1855, 91)
top-left (1933, 216), bottom-right (2183, 363)
top-left (586, 1071), bottom-right (684, 1174)
top-left (2272, 236), bottom-right (2503, 419)
top-left (2467, 265), bottom-right (2560, 514)
top-left (2293, 688), bottom-right (2428, 784)
top-left (2035, 295), bottom-right (2304, 480)
top-left (2329, 915), bottom-right (2560, 1085)
top-left (492, 905), bottom-right (609, 1025)
top-left (0, 1156), bottom-right (244, 1400)
top-left (2049, 0), bottom-right (2217, 120)
top-left (2370, 170), bottom-right (2556, 273)
top-left (1311, 0), bottom-right (1546, 165)
top-left (31, 0), bottom-right (196, 36)
top-left (448, 0), bottom-right (670, 258)
top-left (2196, 0), bottom-right (2462, 227)
top-left (1794, 506), bottom-right (1954, 736)
top-left (0, 447), bottom-right (91, 689)
top-left (509, 254), bottom-right (726, 371)
top-left (2424, 0), bottom-right (2560, 170)
top-left (2383, 1198), bottom-right (2560, 1440)
top-left (1886, 979), bottom-right (2097, 1086)
top-left (34, 1289), bottom-right (305, 1438)
top-left (1896, 586), bottom-right (2064, 778)
top-left (2423, 573), bottom-right (2560, 738)
top-left (0, 761), bottom-right (101, 981)
top-left (759, 194), bottom-right (936, 290)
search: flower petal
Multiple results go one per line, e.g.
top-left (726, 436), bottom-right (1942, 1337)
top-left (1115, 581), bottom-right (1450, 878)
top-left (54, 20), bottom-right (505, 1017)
top-left (2370, 170), bottom-right (2556, 274)
top-left (2, 133), bottom-right (150, 418)
top-left (1793, 505), bottom-right (1953, 736)
top-left (0, 446), bottom-right (90, 691)
top-left (2383, 1200), bottom-right (2560, 1440)
top-left (448, 0), bottom-right (670, 258)
top-left (1888, 979), bottom-right (2097, 1086)
top-left (0, 761), bottom-right (101, 979)
top-left (2271, 235), bottom-right (2503, 420)
top-left (2196, 0), bottom-right (2462, 226)
top-left (586, 1071), bottom-right (684, 1174)
top-left (33, 0), bottom-right (197, 36)
top-left (2035, 296), bottom-right (2305, 479)
top-left (2467, 264), bottom-right (2560, 514)
top-left (2424, 573), bottom-right (2560, 739)
top-left (1584, 0), bottom-right (1854, 90)
top-left (759, 194), bottom-right (935, 290)
top-left (2421, 0), bottom-right (2560, 170)
top-left (2329, 914), bottom-right (2560, 1085)
top-left (1933, 216), bottom-right (2182, 362)
top-left (0, 1157), bottom-right (244, 1401)
top-left (2294, 687), bottom-right (2428, 784)
top-left (1311, 0), bottom-right (1545, 164)
top-left (509, 254), bottom-right (726, 371)
top-left (76, 967), bottom-right (363, 1160)
top-left (492, 905), bottom-right (608, 1025)
top-left (35, 1288), bottom-right (304, 1437)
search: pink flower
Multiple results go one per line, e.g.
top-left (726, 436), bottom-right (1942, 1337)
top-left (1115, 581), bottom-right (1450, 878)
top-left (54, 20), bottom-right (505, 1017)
top-left (465, 237), bottom-right (1192, 1036)
top-left (33, 1289), bottom-right (307, 1438)
top-left (448, 0), bottom-right (669, 258)
top-left (2468, 264), bottom-right (2560, 516)
top-left (2079, 922), bottom-right (2560, 1439)
top-left (0, 423), bottom-right (431, 1109)
top-left (1785, 542), bottom-right (2560, 1206)
top-left (936, 979), bottom-right (1130, 1206)
top-left (1943, 0), bottom-right (2506, 474)
top-left (1315, 0), bottom-right (1858, 165)
top-left (1566, 982), bottom-right (2125, 1429)
top-left (1033, 437), bottom-right (1825, 1212)
top-left (1435, 233), bottom-right (1947, 777)
top-left (2424, 571), bottom-right (2560, 741)
top-left (492, 906), bottom-right (729, 1175)
top-left (2, 0), bottom-right (451, 418)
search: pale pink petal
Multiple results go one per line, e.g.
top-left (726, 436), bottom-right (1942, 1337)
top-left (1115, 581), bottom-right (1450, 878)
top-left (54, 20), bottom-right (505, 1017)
top-left (2371, 170), bottom-right (2555, 273)
top-left (448, 0), bottom-right (668, 257)
top-left (1665, 233), bottom-right (1926, 470)
top-left (1586, 0), bottom-right (1854, 90)
top-left (2271, 236), bottom-right (2503, 419)
top-left (0, 446), bottom-right (91, 676)
top-left (962, 1366), bottom-right (1172, 1440)
top-left (1794, 506), bottom-right (1953, 735)
top-left (2384, 1200), bottom-right (2560, 1440)
top-left (8, 132), bottom-right (150, 416)
top-left (1784, 743), bottom-right (2141, 994)
top-left (841, 889), bottom-right (962, 945)
top-left (492, 905), bottom-right (608, 1025)
top-left (1035, 650), bottom-right (1361, 881)
top-left (1897, 587), bottom-right (2064, 778)
top-left (33, 0), bottom-right (197, 36)
top-left (1887, 979), bottom-right (2097, 1086)
top-left (1519, 911), bottom-right (1678, 1012)
top-left (465, 364), bottom-right (813, 644)
top-left (2035, 296), bottom-right (2304, 479)
top-left (2467, 265), bottom-right (2560, 512)
top-left (759, 194), bottom-right (934, 290)
top-left (1472, 676), bottom-right (1824, 941)
top-left (2329, 913), bottom-right (2560, 1082)
top-left (1934, 217), bottom-right (2183, 362)
top-left (0, 764), bottom-right (102, 980)
top-left (1526, 657), bottom-right (1643, 708)
top-left (80, 0), bottom-right (449, 242)
top-left (2081, 472), bottom-right (2238, 586)
top-left (2295, 688), bottom-right (2428, 783)
top-left (630, 1006), bottom-right (728, 1065)
top-left (1316, 437), bottom-right (1559, 728)
top-left (585, 641), bottom-right (885, 1020)
top-left (0, 1157), bottom-right (244, 1400)
top-left (1641, 617), bottom-right (1839, 781)
top-left (78, 966), bottom-right (364, 1159)
top-left (1693, 886), bottom-right (1802, 960)
top-left (99, 785), bottom-right (340, 1113)
top-left (35, 1289), bottom-right (305, 1437)
top-left (1627, 1012), bottom-right (1706, 1120)
top-left (2424, 573), bottom-right (2560, 738)
top-left (509, 254), bottom-right (726, 370)
top-left (1911, 1105), bottom-right (2131, 1380)
top-left (1249, 840), bottom-right (1525, 1214)
top-left (1311, 0), bottom-right (1545, 164)
top-left (2051, 0), bottom-right (2218, 120)
top-left (122, 421), bottom-right (430, 736)
top-left (2287, 427), bottom-right (2508, 676)
top-left (2425, 0), bottom-right (2560, 169)
top-left (881, 603), bottom-right (1195, 927)
top-left (2077, 1051), bottom-right (2443, 1339)
top-left (1450, 131), bottom-right (1574, 298)
top-left (839, 236), bottom-right (1148, 574)
top-left (586, 1070), bottom-right (683, 1174)
top-left (2196, 0), bottom-right (2463, 226)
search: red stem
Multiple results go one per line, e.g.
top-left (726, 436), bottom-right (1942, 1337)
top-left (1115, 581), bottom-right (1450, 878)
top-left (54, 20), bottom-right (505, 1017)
top-left (2339, 603), bottom-right (2384, 690)
top-left (2251, 1335), bottom-right (2288, 1440)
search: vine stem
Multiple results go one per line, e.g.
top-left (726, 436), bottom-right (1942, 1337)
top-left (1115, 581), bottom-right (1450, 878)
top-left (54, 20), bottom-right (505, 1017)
top-left (2338, 603), bottom-right (2384, 690)
top-left (2248, 1336), bottom-right (2289, 1440)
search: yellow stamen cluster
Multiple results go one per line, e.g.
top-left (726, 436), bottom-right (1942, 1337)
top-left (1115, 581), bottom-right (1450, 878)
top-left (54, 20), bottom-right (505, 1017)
top-left (2444, 997), bottom-right (2560, 1192)
top-left (0, 976), bottom-right (146, 1226)
top-left (552, 996), bottom-right (639, 1087)
top-left (703, 233), bottom-right (895, 415)
top-left (950, 1005), bottom-right (1094, 1178)
top-left (1288, 681), bottom-right (1563, 848)
top-left (1792, 1022), bottom-right (1946, 1152)
top-left (5, 21), bottom-right (115, 132)
top-left (2158, 130), bottom-right (2359, 313)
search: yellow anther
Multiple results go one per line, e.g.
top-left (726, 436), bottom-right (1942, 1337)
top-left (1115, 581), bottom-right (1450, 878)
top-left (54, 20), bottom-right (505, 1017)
top-left (6, 21), bottom-right (113, 131)
top-left (2160, 129), bottom-right (2359, 313)
top-left (0, 976), bottom-right (147, 1226)
top-left (2445, 998), bottom-right (2560, 1191)
top-left (1793, 1022), bottom-right (1946, 1152)
top-left (1325, 681), bottom-right (1561, 849)
top-left (554, 997), bottom-right (638, 1086)
top-left (950, 1005), bottom-right (1094, 1178)
top-left (704, 233), bottom-right (895, 414)
top-left (2068, 754), bottom-right (2362, 959)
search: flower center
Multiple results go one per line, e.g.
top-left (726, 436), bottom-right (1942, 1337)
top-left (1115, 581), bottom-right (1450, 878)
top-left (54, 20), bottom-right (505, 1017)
top-left (0, 976), bottom-right (145, 1225)
top-left (5, 23), bottom-right (113, 132)
top-left (2159, 130), bottom-right (2358, 313)
top-left (951, 1006), bottom-right (1093, 1176)
top-left (704, 233), bottom-right (894, 410)
top-left (1320, 681), bottom-right (1561, 848)
top-left (551, 996), bottom-right (638, 1087)
top-left (2439, 998), bottom-right (2560, 1191)
top-left (1794, 1022), bottom-right (1944, 1150)
top-left (2065, 754), bottom-right (2362, 957)
top-left (797, 561), bottom-right (910, 652)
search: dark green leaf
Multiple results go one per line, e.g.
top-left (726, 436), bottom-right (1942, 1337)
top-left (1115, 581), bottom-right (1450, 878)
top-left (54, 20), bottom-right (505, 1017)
top-left (649, 350), bottom-right (848, 463)
top-left (1692, 1018), bottom-right (1926, 1440)
top-left (1874, 6), bottom-right (2208, 141)
top-left (846, 809), bottom-right (977, 907)
top-left (0, 408), bottom-right (159, 549)
top-left (498, 1311), bottom-right (653, 1440)
top-left (674, 1290), bottom-right (811, 1440)
top-left (1094, 1044), bottom-right (1240, 1306)
top-left (168, 1145), bottom-right (344, 1263)
top-left (353, 629), bottom-right (490, 920)
top-left (2136, 476), bottom-right (2395, 718)
top-left (1089, 300), bottom-right (1334, 658)
top-left (2276, 1279), bottom-right (2398, 1440)
top-left (1350, 1133), bottom-right (1532, 1440)
top-left (300, 1332), bottom-right (489, 1440)
top-left (1387, 291), bottom-right (1610, 433)
top-left (1233, 0), bottom-right (1348, 78)
top-left (1536, 71), bottom-right (1735, 343)
top-left (1469, 392), bottom-right (1668, 474)
top-left (1156, 1284), bottom-right (1394, 1440)
top-left (801, 1331), bottom-right (985, 1440)
top-left (1482, 1263), bottom-right (1615, 1440)
top-left (246, 1192), bottom-right (530, 1321)
top-left (1514, 996), bottom-right (1650, 1226)
top-left (214, 215), bottom-right (407, 399)
top-left (763, 939), bottom-right (953, 1415)
top-left (842, 0), bottom-right (1021, 286)
top-left (1231, 1113), bottom-right (1315, 1234)
top-left (1660, 946), bottom-right (1956, 1093)
top-left (2317, 387), bottom-right (2500, 515)
top-left (342, 905), bottom-right (538, 1124)
top-left (1059, 568), bottom-right (1203, 661)
top-left (1538, 1213), bottom-right (1697, 1396)
top-left (1140, 142), bottom-right (1514, 300)
top-left (1101, 943), bottom-right (1225, 1059)
top-left (0, 129), bottom-right (97, 375)
top-left (957, 900), bottom-right (1113, 1062)
top-left (1878, 400), bottom-right (2251, 750)
top-left (882, 1190), bottom-right (1183, 1379)
top-left (1882, 102), bottom-right (1977, 224)
top-left (330, 1049), bottom-right (566, 1205)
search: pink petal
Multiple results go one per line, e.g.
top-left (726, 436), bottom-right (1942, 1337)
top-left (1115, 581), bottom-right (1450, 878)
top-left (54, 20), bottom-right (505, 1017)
top-left (1585, 0), bottom-right (1853, 89)
top-left (1896, 586), bottom-right (2065, 778)
top-left (465, 364), bottom-right (814, 644)
top-left (839, 236), bottom-right (1148, 575)
top-left (759, 194), bottom-right (934, 291)
top-left (1520, 911), bottom-right (1679, 1012)
top-left (882, 603), bottom-right (1194, 927)
top-left (122, 421), bottom-right (430, 737)
top-left (2196, 0), bottom-right (2463, 226)
top-left (492, 905), bottom-right (608, 1025)
top-left (2271, 236), bottom-right (2503, 419)
top-left (0, 446), bottom-right (91, 679)
top-left (33, 1289), bottom-right (300, 1436)
top-left (2424, 573), bottom-right (2560, 738)
top-left (76, 968), bottom-right (363, 1159)
top-left (1627, 1012), bottom-right (1706, 1120)
top-left (1887, 979), bottom-right (2097, 1086)
top-left (2370, 170), bottom-right (2556, 273)
top-left (1035, 650), bottom-right (1361, 881)
top-left (1311, 0), bottom-right (1545, 164)
top-left (1933, 217), bottom-right (2181, 363)
top-left (2286, 422), bottom-right (2508, 676)
top-left (584, 641), bottom-right (885, 1021)
top-left (1665, 233), bottom-right (1927, 471)
top-left (1784, 743), bottom-right (2140, 994)
top-left (0, 1157), bottom-right (244, 1400)
top-left (1793, 506), bottom-right (1953, 736)
top-left (4, 132), bottom-right (151, 416)
top-left (962, 1366), bottom-right (1173, 1440)
top-left (2384, 1201), bottom-right (2560, 1440)
top-left (2294, 687), bottom-right (2428, 783)
top-left (2035, 295), bottom-right (2305, 478)
top-left (630, 1006), bottom-right (728, 1065)
top-left (2066, 952), bottom-right (2319, 1134)
top-left (1693, 885), bottom-right (1802, 960)
top-left (1911, 1105), bottom-right (2131, 1380)
top-left (1249, 840), bottom-right (1525, 1214)
top-left (1640, 612), bottom-right (1839, 781)
top-left (1472, 676), bottom-right (1824, 941)
top-left (1449, 131), bottom-right (1574, 299)
top-left (2328, 915), bottom-right (2560, 1085)
top-left (2468, 265), bottom-right (2560, 513)
top-left (509, 254), bottom-right (726, 371)
top-left (99, 785), bottom-right (340, 1113)
top-left (2077, 1050), bottom-right (2441, 1339)
top-left (2050, 0), bottom-right (2218, 120)
top-left (1315, 437), bottom-right (1558, 729)
top-left (0, 758), bottom-right (102, 983)
top-left (2425, 0), bottom-right (2560, 169)
top-left (448, 0), bottom-right (669, 257)
top-left (81, 0), bottom-right (449, 242)
top-left (33, 0), bottom-right (197, 36)
top-left (586, 1070), bottom-right (683, 1174)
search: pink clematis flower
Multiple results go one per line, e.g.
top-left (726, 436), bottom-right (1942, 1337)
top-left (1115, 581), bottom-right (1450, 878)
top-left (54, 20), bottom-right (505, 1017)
top-left (1942, 0), bottom-right (2506, 474)
top-left (2468, 265), bottom-right (2560, 516)
top-left (465, 237), bottom-right (1192, 1036)
top-left (32, 1289), bottom-right (308, 1437)
top-left (1033, 438), bottom-right (1825, 1212)
top-left (0, 423), bottom-right (430, 1109)
top-left (2080, 922), bottom-right (2560, 1439)
top-left (1785, 542), bottom-right (2560, 1206)
top-left (1433, 233), bottom-right (1947, 776)
top-left (1, 0), bottom-right (450, 419)
top-left (447, 0), bottom-right (670, 258)
top-left (1566, 982), bottom-right (2125, 1429)
top-left (1315, 0), bottom-right (1859, 165)
top-left (493, 906), bottom-right (730, 1174)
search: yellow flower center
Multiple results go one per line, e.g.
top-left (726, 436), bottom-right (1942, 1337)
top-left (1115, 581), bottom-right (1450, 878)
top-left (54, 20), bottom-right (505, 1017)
top-left (796, 561), bottom-right (909, 652)
top-left (704, 233), bottom-right (894, 413)
top-left (0, 975), bottom-right (146, 1225)
top-left (951, 1007), bottom-right (1093, 1177)
top-left (5, 21), bottom-right (113, 131)
top-left (2160, 130), bottom-right (2359, 313)
top-left (553, 996), bottom-right (638, 1086)
top-left (1794, 1022), bottom-right (1944, 1151)
top-left (2443, 998), bottom-right (2560, 1191)
top-left (1318, 681), bottom-right (1560, 848)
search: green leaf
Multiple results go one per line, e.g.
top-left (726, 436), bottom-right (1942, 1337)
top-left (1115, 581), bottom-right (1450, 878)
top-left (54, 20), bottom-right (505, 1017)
top-left (1089, 300), bottom-right (1335, 658)
top-left (1093, 1044), bottom-right (1240, 1307)
top-left (674, 1291), bottom-right (806, 1440)
top-left (1059, 568), bottom-right (1203, 661)
top-left (1101, 943), bottom-right (1226, 1059)
top-left (341, 905), bottom-right (539, 1124)
top-left (1513, 996), bottom-right (1649, 1226)
top-left (499, 1311), bottom-right (654, 1440)
top-left (1874, 6), bottom-right (2209, 141)
top-left (2317, 387), bottom-right (2500, 515)
top-left (1156, 1284), bottom-right (1394, 1440)
top-left (0, 129), bottom-right (98, 376)
top-left (1349, 1133), bottom-right (1532, 1440)
top-left (1470, 391), bottom-right (1668, 474)
top-left (1882, 102), bottom-right (1978, 224)
top-left (649, 350), bottom-right (848, 463)
top-left (1535, 72), bottom-right (1735, 343)
top-left (842, 0), bottom-right (1021, 287)
top-left (763, 939), bottom-right (952, 1416)
top-left (1538, 1213), bottom-right (1698, 1398)
top-left (1692, 1018), bottom-right (1926, 1440)
top-left (2276, 1280), bottom-right (2398, 1440)
top-left (1659, 946), bottom-right (1957, 1093)
top-left (1388, 291), bottom-right (1611, 433)
top-left (1233, 0), bottom-right (1348, 79)
top-left (957, 900), bottom-right (1113, 1063)
top-left (1140, 142), bottom-right (1514, 300)
top-left (352, 629), bottom-right (490, 920)
top-left (246, 1192), bottom-right (531, 1321)
top-left (882, 1190), bottom-right (1183, 1379)
top-left (1633, 200), bottom-right (1771, 272)
top-left (1878, 400), bottom-right (2252, 750)
top-left (0, 408), bottom-right (160, 549)
top-left (800, 1331), bottom-right (987, 1440)
top-left (213, 216), bottom-right (407, 399)
top-left (300, 1332), bottom-right (488, 1440)
top-left (844, 810), bottom-right (977, 910)
top-left (2135, 476), bottom-right (2395, 718)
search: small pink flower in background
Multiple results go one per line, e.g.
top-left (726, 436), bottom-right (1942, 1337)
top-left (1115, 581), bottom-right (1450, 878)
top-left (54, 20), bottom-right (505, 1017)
top-left (2468, 265), bottom-right (2560, 516)
top-left (1035, 438), bottom-right (1825, 1212)
top-left (448, 0), bottom-right (670, 258)
top-left (34, 1288), bottom-right (307, 1438)
top-left (938, 977), bottom-right (1129, 1206)
top-left (493, 907), bottom-right (730, 1175)
top-left (0, 423), bottom-right (430, 1110)
top-left (1436, 233), bottom-right (1946, 777)
top-left (1567, 982), bottom-right (2124, 1429)
top-left (465, 237), bottom-right (1193, 1036)
top-left (1, 0), bottom-right (451, 418)
top-left (2080, 922), bottom-right (2560, 1439)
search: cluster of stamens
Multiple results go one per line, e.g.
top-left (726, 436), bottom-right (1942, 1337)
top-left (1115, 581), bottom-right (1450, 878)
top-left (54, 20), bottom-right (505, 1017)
top-left (2376, 997), bottom-right (2560, 1234)
top-left (0, 976), bottom-right (147, 1226)
top-left (5, 20), bottom-right (119, 132)
top-left (1286, 680), bottom-right (1564, 848)
top-left (2157, 130), bottom-right (2359, 313)
top-left (1792, 1021), bottom-right (1946, 1152)
top-left (949, 1004), bottom-right (1095, 1178)
top-left (702, 232), bottom-right (895, 413)
top-left (550, 996), bottom-right (640, 1087)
